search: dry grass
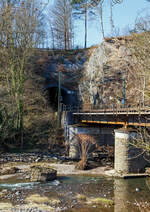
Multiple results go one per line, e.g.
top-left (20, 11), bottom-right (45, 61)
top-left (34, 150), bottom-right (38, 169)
top-left (87, 45), bottom-right (99, 57)
top-left (86, 197), bottom-right (114, 205)
top-left (25, 194), bottom-right (61, 207)
top-left (25, 194), bottom-right (49, 204)
top-left (76, 194), bottom-right (87, 201)
top-left (0, 202), bottom-right (13, 210)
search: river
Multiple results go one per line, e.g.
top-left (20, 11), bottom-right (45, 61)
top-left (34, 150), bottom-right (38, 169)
top-left (0, 176), bottom-right (150, 211)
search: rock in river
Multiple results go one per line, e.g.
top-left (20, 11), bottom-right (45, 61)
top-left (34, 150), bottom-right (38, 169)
top-left (29, 165), bottom-right (57, 182)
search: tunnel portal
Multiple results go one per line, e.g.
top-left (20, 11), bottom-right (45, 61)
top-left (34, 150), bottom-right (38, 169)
top-left (45, 85), bottom-right (78, 111)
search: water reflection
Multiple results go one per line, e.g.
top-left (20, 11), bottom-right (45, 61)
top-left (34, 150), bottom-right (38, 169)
top-left (114, 178), bottom-right (150, 212)
top-left (114, 179), bottom-right (130, 212)
top-left (0, 175), bottom-right (150, 211)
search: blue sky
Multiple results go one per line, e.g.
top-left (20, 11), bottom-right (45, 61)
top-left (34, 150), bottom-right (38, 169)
top-left (48, 0), bottom-right (150, 48)
top-left (75, 0), bottom-right (150, 47)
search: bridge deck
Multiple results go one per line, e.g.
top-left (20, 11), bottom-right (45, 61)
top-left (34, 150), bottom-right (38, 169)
top-left (73, 106), bottom-right (150, 115)
top-left (74, 111), bottom-right (150, 115)
top-left (72, 107), bottom-right (150, 127)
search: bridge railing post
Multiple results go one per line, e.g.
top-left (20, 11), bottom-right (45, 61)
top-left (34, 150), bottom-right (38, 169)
top-left (139, 100), bottom-right (141, 116)
top-left (116, 104), bottom-right (118, 115)
top-left (127, 103), bottom-right (128, 116)
top-left (113, 104), bottom-right (115, 115)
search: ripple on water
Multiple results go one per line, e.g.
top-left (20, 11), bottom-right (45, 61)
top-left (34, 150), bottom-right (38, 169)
top-left (0, 176), bottom-right (150, 212)
top-left (0, 182), bottom-right (40, 189)
top-left (0, 179), bottom-right (61, 190)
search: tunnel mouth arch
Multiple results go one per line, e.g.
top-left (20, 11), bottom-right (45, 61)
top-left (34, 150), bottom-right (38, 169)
top-left (44, 84), bottom-right (76, 111)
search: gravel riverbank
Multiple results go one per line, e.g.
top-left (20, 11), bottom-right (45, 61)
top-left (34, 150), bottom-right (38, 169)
top-left (0, 153), bottom-right (114, 212)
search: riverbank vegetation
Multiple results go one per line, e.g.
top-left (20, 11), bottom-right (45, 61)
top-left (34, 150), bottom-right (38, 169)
top-left (0, 1), bottom-right (58, 151)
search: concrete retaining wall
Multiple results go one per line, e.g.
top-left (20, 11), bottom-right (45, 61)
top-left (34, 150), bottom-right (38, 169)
top-left (67, 125), bottom-right (114, 159)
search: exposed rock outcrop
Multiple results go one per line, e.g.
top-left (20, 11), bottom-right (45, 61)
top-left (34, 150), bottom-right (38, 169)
top-left (80, 35), bottom-right (150, 108)
top-left (29, 166), bottom-right (57, 182)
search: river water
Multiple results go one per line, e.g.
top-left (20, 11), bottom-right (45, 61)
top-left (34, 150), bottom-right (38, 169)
top-left (0, 176), bottom-right (150, 211)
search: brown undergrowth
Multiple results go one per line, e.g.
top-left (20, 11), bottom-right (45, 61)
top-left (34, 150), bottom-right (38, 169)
top-left (75, 134), bottom-right (102, 170)
top-left (0, 51), bottom-right (59, 152)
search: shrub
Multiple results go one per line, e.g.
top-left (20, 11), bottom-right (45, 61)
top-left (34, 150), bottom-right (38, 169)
top-left (0, 106), bottom-right (17, 145)
top-left (75, 134), bottom-right (101, 170)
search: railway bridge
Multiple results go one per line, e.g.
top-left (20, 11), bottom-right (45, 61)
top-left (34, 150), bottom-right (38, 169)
top-left (63, 104), bottom-right (150, 176)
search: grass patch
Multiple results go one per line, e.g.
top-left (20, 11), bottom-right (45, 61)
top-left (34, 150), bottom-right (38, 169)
top-left (0, 202), bottom-right (13, 210)
top-left (25, 194), bottom-right (49, 204)
top-left (87, 197), bottom-right (114, 205)
top-left (76, 194), bottom-right (87, 201)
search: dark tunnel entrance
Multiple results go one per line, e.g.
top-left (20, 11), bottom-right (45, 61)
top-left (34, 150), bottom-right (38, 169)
top-left (46, 86), bottom-right (77, 111)
top-left (47, 87), bottom-right (59, 111)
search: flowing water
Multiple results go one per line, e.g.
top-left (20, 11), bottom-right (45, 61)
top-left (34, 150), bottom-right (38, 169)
top-left (0, 176), bottom-right (150, 211)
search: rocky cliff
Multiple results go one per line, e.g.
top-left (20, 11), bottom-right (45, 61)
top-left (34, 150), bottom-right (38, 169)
top-left (80, 35), bottom-right (150, 108)
top-left (31, 34), bottom-right (150, 110)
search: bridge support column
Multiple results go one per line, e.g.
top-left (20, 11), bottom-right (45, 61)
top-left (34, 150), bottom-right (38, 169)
top-left (115, 129), bottom-right (130, 175)
top-left (68, 126), bottom-right (80, 159)
top-left (114, 128), bottom-right (146, 175)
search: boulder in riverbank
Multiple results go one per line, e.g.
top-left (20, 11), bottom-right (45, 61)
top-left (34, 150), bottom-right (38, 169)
top-left (29, 165), bottom-right (57, 182)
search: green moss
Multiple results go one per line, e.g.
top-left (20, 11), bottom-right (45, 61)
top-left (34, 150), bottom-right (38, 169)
top-left (87, 197), bottom-right (114, 205)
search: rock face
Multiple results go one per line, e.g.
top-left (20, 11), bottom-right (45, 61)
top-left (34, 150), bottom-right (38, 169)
top-left (80, 36), bottom-right (148, 108)
top-left (29, 166), bottom-right (57, 182)
top-left (34, 39), bottom-right (148, 109)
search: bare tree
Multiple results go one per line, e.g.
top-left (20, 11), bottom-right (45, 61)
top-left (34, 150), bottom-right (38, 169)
top-left (97, 0), bottom-right (105, 39)
top-left (49, 21), bottom-right (56, 49)
top-left (0, 0), bottom-right (46, 147)
top-left (95, 0), bottom-right (123, 39)
top-left (50, 0), bottom-right (74, 50)
top-left (126, 14), bottom-right (150, 106)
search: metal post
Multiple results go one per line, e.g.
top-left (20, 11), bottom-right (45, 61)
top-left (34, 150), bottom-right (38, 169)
top-left (58, 71), bottom-right (61, 128)
top-left (143, 75), bottom-right (145, 107)
top-left (123, 77), bottom-right (126, 108)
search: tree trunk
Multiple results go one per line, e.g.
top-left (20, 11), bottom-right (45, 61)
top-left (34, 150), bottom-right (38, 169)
top-left (84, 7), bottom-right (87, 49)
top-left (99, 4), bottom-right (105, 39)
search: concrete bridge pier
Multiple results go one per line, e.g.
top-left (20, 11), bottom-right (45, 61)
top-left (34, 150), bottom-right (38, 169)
top-left (114, 128), bottom-right (148, 175)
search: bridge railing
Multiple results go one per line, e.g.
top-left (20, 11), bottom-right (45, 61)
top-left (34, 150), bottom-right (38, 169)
top-left (62, 103), bottom-right (150, 115)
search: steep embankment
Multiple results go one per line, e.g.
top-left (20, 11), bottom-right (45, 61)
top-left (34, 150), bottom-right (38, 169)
top-left (20, 48), bottom-right (89, 148)
top-left (80, 35), bottom-right (150, 108)
top-left (0, 48), bottom-right (89, 150)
